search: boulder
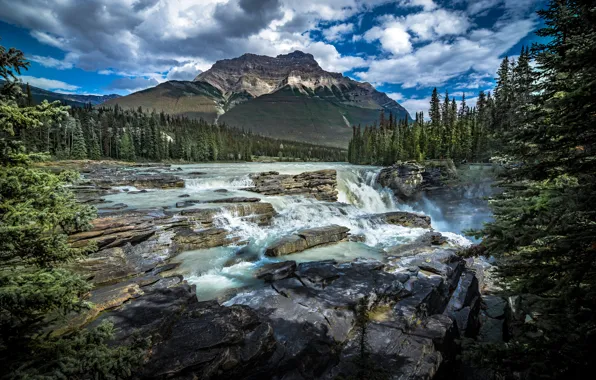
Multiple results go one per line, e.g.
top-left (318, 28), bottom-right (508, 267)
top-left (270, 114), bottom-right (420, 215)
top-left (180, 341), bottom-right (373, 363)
top-left (255, 261), bottom-right (297, 282)
top-left (380, 211), bottom-right (432, 228)
top-left (244, 169), bottom-right (338, 201)
top-left (377, 162), bottom-right (425, 200)
top-left (265, 225), bottom-right (350, 257)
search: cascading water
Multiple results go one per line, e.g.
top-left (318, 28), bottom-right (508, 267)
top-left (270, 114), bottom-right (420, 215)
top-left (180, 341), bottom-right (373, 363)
top-left (102, 162), bottom-right (483, 301)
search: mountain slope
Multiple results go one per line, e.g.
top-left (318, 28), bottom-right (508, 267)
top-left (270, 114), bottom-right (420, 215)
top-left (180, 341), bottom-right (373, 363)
top-left (104, 51), bottom-right (411, 147)
top-left (2, 80), bottom-right (120, 106)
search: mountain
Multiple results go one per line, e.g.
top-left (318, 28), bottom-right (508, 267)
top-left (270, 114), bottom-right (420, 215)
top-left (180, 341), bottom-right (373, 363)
top-left (104, 51), bottom-right (411, 148)
top-left (1, 80), bottom-right (120, 107)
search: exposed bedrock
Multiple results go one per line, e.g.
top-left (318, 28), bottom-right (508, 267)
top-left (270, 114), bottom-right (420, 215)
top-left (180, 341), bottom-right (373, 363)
top-left (377, 160), bottom-right (458, 201)
top-left (264, 225), bottom-right (350, 256)
top-left (79, 246), bottom-right (482, 380)
top-left (68, 202), bottom-right (276, 286)
top-left (243, 169), bottom-right (338, 201)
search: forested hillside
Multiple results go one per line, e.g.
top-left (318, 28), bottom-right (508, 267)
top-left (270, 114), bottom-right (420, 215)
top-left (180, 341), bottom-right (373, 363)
top-left (347, 47), bottom-right (533, 164)
top-left (19, 104), bottom-right (346, 162)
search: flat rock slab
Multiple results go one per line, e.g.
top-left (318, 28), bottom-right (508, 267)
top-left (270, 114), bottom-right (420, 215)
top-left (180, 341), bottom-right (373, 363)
top-left (265, 225), bottom-right (350, 257)
top-left (244, 169), bottom-right (338, 201)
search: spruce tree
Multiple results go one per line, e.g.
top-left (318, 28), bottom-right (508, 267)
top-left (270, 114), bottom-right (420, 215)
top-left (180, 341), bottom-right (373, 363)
top-left (70, 118), bottom-right (87, 160)
top-left (0, 43), bottom-right (144, 378)
top-left (467, 1), bottom-right (596, 377)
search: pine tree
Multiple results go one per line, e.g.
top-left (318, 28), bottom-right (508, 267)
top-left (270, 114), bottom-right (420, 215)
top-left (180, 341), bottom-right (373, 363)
top-left (0, 43), bottom-right (144, 378)
top-left (25, 82), bottom-right (33, 106)
top-left (70, 118), bottom-right (87, 159)
top-left (467, 1), bottom-right (596, 377)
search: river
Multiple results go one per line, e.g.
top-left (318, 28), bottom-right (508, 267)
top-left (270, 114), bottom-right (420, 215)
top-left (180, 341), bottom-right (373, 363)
top-left (101, 162), bottom-right (492, 301)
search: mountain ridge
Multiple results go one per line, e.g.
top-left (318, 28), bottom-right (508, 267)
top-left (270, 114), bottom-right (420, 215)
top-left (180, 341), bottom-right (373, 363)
top-left (104, 51), bottom-right (411, 148)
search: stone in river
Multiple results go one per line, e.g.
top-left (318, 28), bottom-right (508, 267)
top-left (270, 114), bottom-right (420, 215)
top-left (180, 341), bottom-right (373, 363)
top-left (380, 211), bottom-right (431, 228)
top-left (178, 194), bottom-right (190, 198)
top-left (265, 225), bottom-right (350, 257)
top-left (255, 261), bottom-right (297, 282)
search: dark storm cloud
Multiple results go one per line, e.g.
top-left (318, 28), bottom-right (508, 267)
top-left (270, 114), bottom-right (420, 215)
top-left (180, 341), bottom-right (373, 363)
top-left (213, 0), bottom-right (283, 38)
top-left (0, 0), bottom-right (286, 74)
top-left (132, 0), bottom-right (160, 12)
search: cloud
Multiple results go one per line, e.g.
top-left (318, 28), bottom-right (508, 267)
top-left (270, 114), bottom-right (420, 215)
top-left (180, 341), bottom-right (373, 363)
top-left (166, 60), bottom-right (208, 81)
top-left (364, 24), bottom-right (412, 55)
top-left (386, 92), bottom-right (405, 101)
top-left (400, 96), bottom-right (431, 117)
top-left (0, 0), bottom-right (539, 94)
top-left (356, 17), bottom-right (536, 88)
top-left (398, 0), bottom-right (437, 11)
top-left (29, 54), bottom-right (75, 70)
top-left (105, 77), bottom-right (159, 92)
top-left (18, 75), bottom-right (79, 91)
top-left (322, 23), bottom-right (354, 42)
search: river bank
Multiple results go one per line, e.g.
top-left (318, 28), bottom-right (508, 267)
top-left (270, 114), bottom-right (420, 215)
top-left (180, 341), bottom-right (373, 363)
top-left (57, 161), bottom-right (499, 379)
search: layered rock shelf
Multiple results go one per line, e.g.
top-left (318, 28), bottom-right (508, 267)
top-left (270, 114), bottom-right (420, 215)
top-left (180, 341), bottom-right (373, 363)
top-left (265, 225), bottom-right (350, 256)
top-left (243, 169), bottom-right (338, 201)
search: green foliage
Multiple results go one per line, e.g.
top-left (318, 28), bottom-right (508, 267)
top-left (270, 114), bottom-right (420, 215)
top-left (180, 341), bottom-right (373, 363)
top-left (1, 43), bottom-right (143, 378)
top-left (466, 1), bottom-right (596, 377)
top-left (8, 321), bottom-right (148, 380)
top-left (23, 105), bottom-right (346, 163)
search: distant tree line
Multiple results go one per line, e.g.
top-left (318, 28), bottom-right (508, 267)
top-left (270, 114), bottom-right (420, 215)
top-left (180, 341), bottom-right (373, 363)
top-left (19, 104), bottom-right (347, 162)
top-left (347, 46), bottom-right (533, 165)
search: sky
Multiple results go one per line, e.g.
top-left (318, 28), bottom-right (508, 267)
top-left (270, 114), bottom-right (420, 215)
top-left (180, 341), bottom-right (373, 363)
top-left (0, 0), bottom-right (545, 116)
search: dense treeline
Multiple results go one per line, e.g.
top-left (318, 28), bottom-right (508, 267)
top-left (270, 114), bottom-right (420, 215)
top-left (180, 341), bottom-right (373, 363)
top-left (464, 1), bottom-right (596, 378)
top-left (19, 104), bottom-right (346, 163)
top-left (347, 46), bottom-right (533, 165)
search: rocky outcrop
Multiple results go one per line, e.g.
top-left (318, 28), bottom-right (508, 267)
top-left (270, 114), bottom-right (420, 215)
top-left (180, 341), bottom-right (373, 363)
top-left (377, 160), bottom-right (458, 201)
top-left (81, 166), bottom-right (185, 189)
top-left (69, 203), bottom-right (276, 285)
top-left (380, 211), bottom-right (432, 228)
top-left (224, 248), bottom-right (482, 379)
top-left (377, 162), bottom-right (425, 201)
top-left (265, 225), bottom-right (350, 256)
top-left (176, 197), bottom-right (261, 208)
top-left (244, 169), bottom-right (338, 201)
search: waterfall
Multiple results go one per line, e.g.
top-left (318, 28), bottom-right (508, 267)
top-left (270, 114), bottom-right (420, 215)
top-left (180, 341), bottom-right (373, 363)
top-left (337, 167), bottom-right (398, 213)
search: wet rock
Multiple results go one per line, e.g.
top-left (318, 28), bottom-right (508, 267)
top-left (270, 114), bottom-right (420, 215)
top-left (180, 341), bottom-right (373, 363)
top-left (347, 233), bottom-right (366, 242)
top-left (244, 169), bottom-right (338, 201)
top-left (214, 188), bottom-right (228, 193)
top-left (255, 261), bottom-right (297, 282)
top-left (265, 225), bottom-right (350, 257)
top-left (209, 197), bottom-right (261, 203)
top-left (227, 253), bottom-right (481, 379)
top-left (377, 160), bottom-right (458, 201)
top-left (178, 194), bottom-right (190, 198)
top-left (98, 202), bottom-right (128, 210)
top-left (180, 203), bottom-right (276, 227)
top-left (172, 227), bottom-right (238, 252)
top-left (377, 161), bottom-right (424, 200)
top-left (380, 211), bottom-right (432, 228)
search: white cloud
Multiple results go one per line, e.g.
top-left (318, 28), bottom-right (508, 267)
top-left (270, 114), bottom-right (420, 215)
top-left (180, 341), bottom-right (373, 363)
top-left (365, 23), bottom-right (412, 55)
top-left (386, 92), bottom-right (405, 101)
top-left (166, 60), bottom-right (210, 81)
top-left (29, 54), bottom-right (76, 70)
top-left (398, 0), bottom-right (437, 11)
top-left (322, 23), bottom-right (354, 42)
top-left (400, 96), bottom-right (430, 117)
top-left (357, 18), bottom-right (536, 88)
top-left (18, 75), bottom-right (79, 91)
